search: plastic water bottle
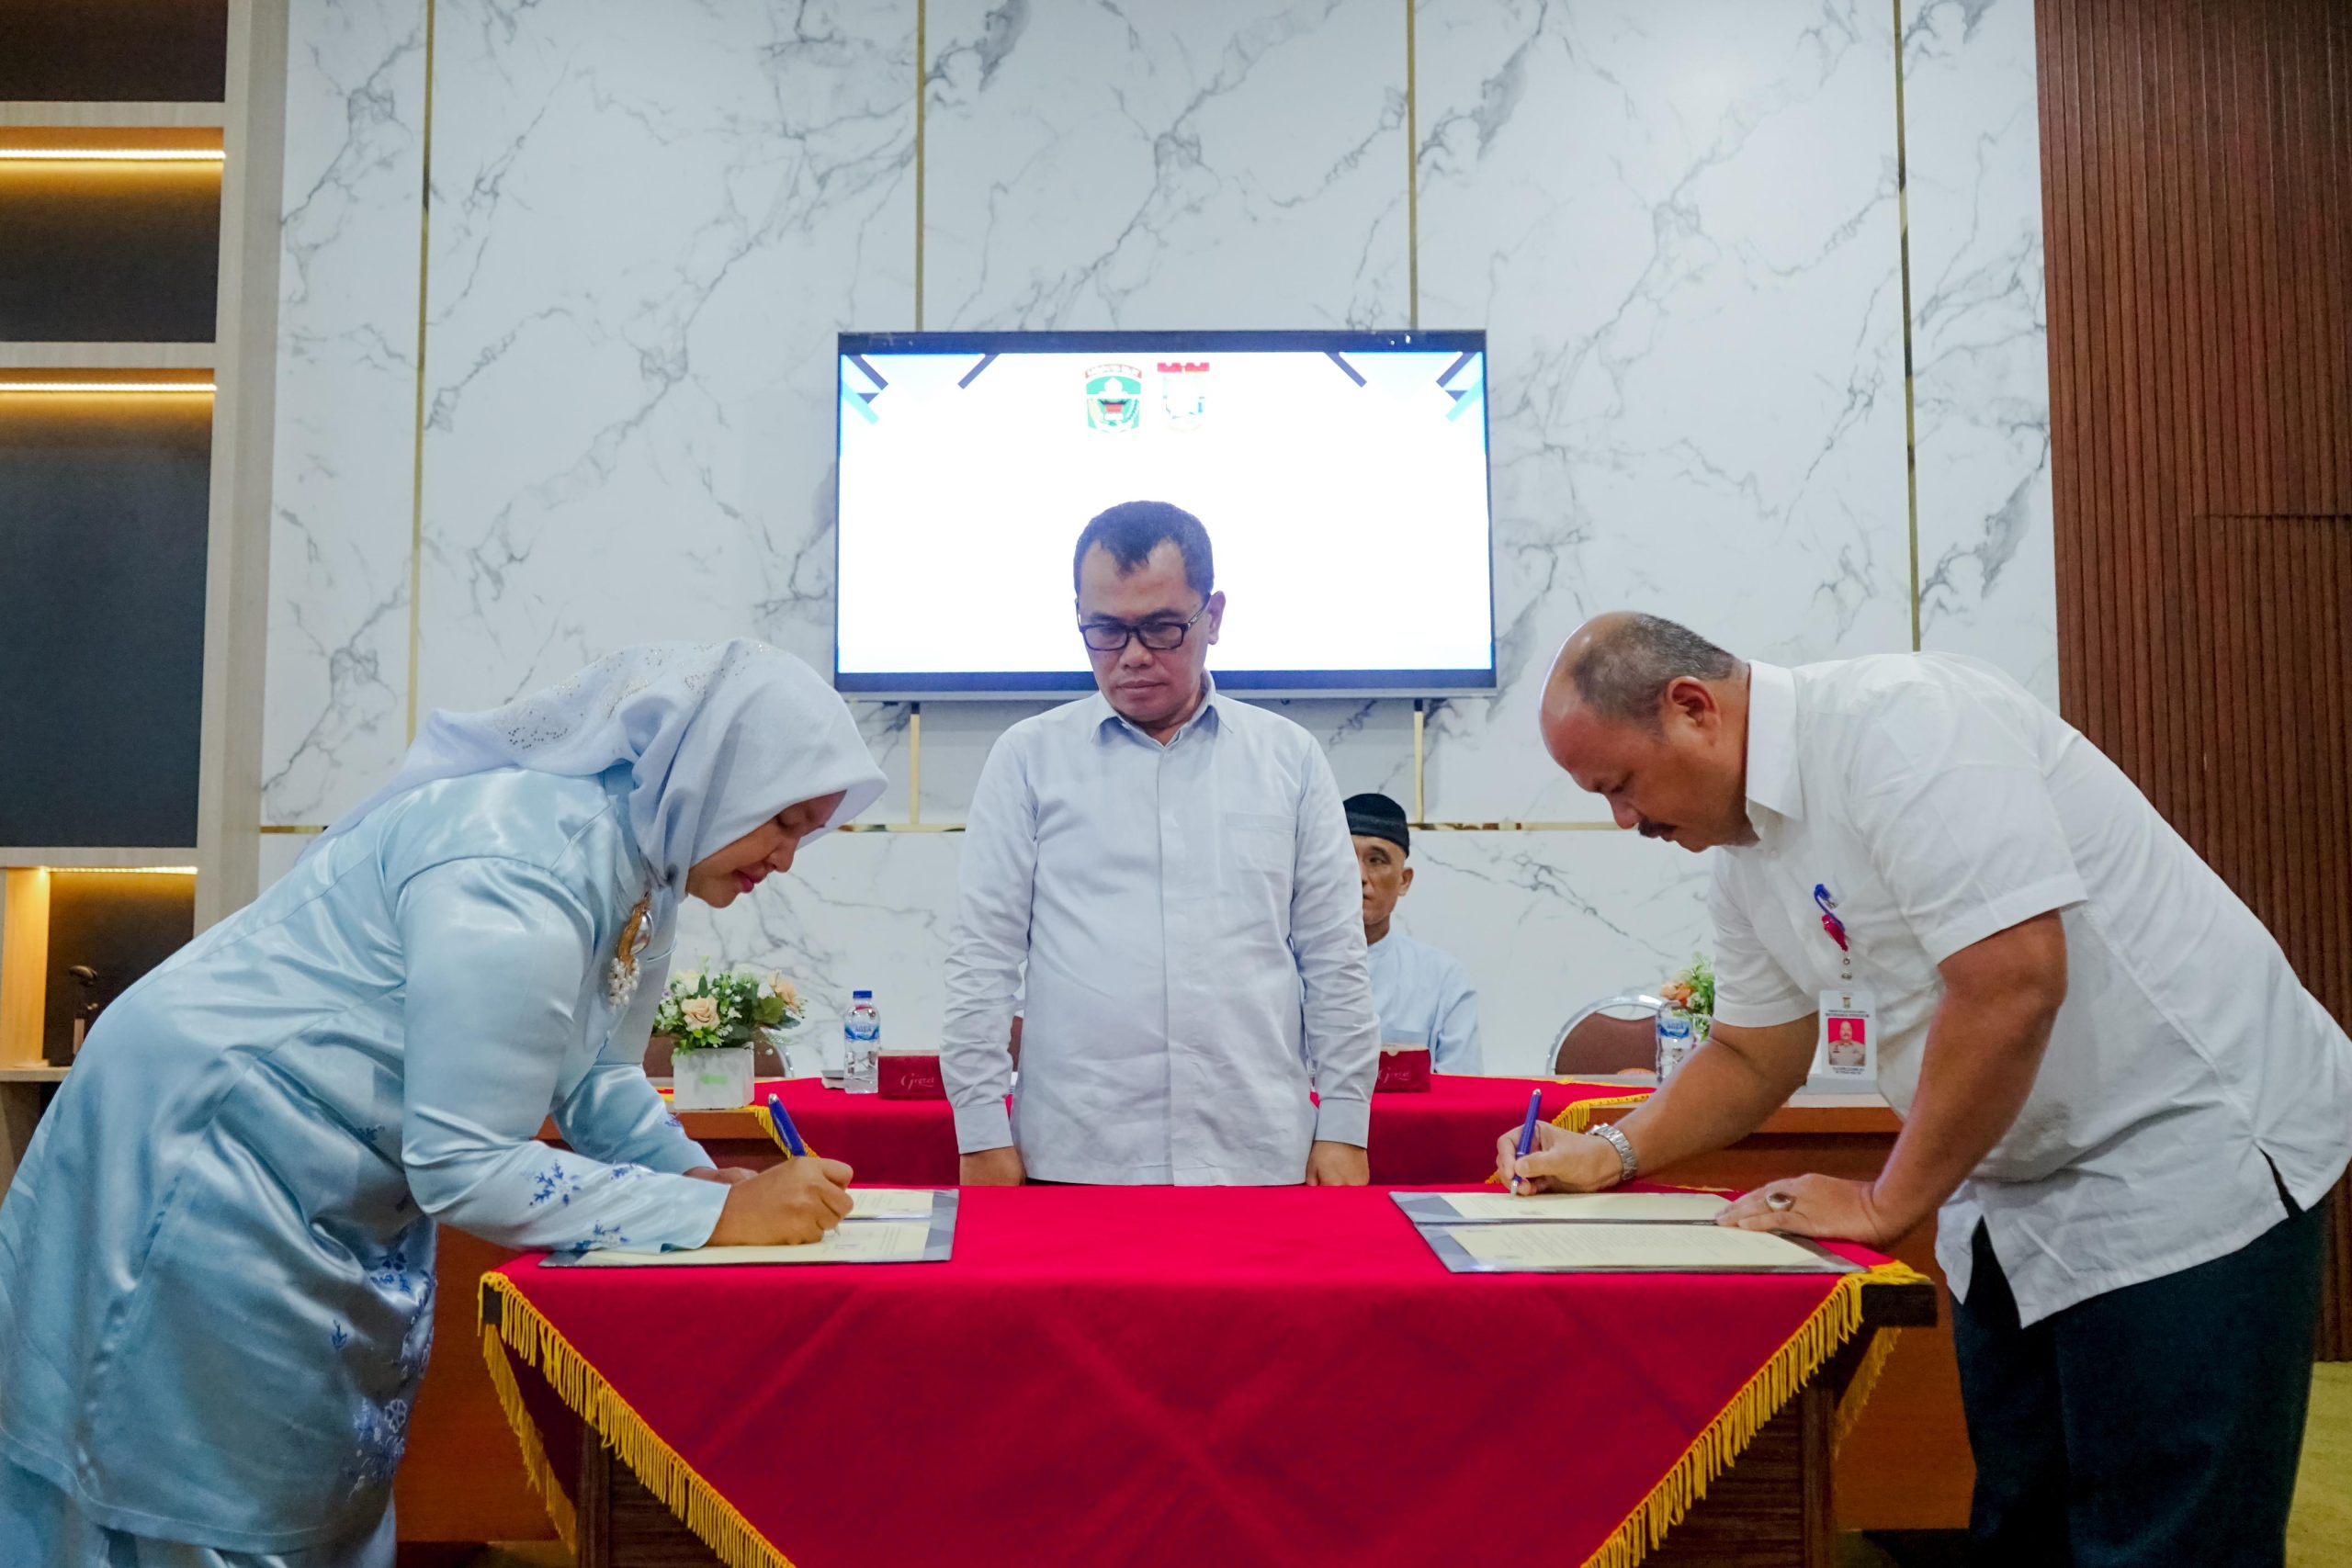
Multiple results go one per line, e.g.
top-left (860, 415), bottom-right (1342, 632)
top-left (842, 990), bottom-right (880, 1095)
top-left (1655, 1008), bottom-right (1697, 1083)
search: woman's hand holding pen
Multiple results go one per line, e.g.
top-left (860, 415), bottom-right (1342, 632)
top-left (708, 1156), bottom-right (856, 1245)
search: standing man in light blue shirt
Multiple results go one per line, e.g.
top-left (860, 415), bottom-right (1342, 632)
top-left (943, 501), bottom-right (1380, 1186)
top-left (1345, 792), bottom-right (1484, 1075)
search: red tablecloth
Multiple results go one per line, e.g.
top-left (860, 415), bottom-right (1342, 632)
top-left (483, 1185), bottom-right (1909, 1568)
top-left (696, 1075), bottom-right (1651, 1188)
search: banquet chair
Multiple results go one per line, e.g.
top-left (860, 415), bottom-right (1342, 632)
top-left (1548, 992), bottom-right (1664, 1076)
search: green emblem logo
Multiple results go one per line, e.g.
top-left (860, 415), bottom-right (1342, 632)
top-left (1085, 363), bottom-right (1143, 431)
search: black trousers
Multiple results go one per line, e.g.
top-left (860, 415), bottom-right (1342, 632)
top-left (1952, 1187), bottom-right (2326, 1568)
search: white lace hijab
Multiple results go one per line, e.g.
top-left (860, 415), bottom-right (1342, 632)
top-left (311, 641), bottom-right (886, 898)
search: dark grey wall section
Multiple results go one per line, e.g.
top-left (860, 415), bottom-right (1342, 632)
top-left (0, 168), bottom-right (221, 342)
top-left (0, 398), bottom-right (211, 847)
top-left (0, 1), bottom-right (230, 101)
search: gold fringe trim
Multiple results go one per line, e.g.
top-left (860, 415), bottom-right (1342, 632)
top-left (1834, 1325), bottom-right (1904, 1454)
top-left (479, 1323), bottom-right (579, 1554)
top-left (749, 1105), bottom-right (826, 1161)
top-left (1552, 1093), bottom-right (1654, 1135)
top-left (1578, 1259), bottom-right (1930, 1568)
top-left (480, 1274), bottom-right (799, 1568)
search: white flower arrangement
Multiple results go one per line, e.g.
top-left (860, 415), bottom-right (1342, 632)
top-left (653, 968), bottom-right (804, 1054)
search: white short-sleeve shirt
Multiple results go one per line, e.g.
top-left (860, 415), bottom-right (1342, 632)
top-left (1713, 655), bottom-right (2352, 1325)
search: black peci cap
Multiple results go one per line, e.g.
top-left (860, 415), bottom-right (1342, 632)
top-left (1342, 792), bottom-right (1409, 855)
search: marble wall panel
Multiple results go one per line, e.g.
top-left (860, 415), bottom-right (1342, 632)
top-left (922, 0), bottom-right (1412, 333)
top-left (261, 0), bottom-right (426, 827)
top-left (413, 0), bottom-right (917, 716)
top-left (1414, 0), bottom-right (1916, 823)
top-left (1903, 0), bottom-right (2058, 703)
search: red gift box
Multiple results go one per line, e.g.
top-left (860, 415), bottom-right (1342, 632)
top-left (1375, 1045), bottom-right (1432, 1093)
top-left (878, 1051), bottom-right (946, 1100)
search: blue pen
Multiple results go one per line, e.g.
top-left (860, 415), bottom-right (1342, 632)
top-left (765, 1093), bottom-right (809, 1159)
top-left (1510, 1088), bottom-right (1544, 1194)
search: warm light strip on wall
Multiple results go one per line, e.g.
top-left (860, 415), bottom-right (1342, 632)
top-left (0, 380), bottom-right (216, 393)
top-left (44, 865), bottom-right (199, 875)
top-left (0, 147), bottom-right (225, 163)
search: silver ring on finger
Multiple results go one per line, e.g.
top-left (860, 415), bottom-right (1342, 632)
top-left (1765, 1190), bottom-right (1796, 1213)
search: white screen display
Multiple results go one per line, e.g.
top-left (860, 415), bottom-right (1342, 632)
top-left (833, 333), bottom-right (1494, 695)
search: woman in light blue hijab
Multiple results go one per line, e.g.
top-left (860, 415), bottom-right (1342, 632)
top-left (0, 640), bottom-right (885, 1567)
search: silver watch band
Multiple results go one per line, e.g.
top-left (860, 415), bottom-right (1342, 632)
top-left (1589, 1122), bottom-right (1638, 1185)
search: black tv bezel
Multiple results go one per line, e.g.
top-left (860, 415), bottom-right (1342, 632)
top-left (831, 328), bottom-right (1498, 700)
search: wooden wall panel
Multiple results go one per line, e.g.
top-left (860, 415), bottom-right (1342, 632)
top-left (2037, 0), bottom-right (2352, 1358)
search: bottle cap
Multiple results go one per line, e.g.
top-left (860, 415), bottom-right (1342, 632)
top-left (853, 989), bottom-right (873, 998)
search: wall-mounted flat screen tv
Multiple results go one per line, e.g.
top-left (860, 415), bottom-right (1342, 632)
top-left (833, 329), bottom-right (1495, 698)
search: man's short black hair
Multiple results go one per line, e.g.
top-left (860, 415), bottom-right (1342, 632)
top-left (1072, 500), bottom-right (1215, 601)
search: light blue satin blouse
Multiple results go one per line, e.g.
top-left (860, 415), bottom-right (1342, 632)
top-left (0, 766), bottom-right (726, 1553)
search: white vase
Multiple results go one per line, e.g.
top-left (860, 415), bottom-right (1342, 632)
top-left (670, 1045), bottom-right (755, 1110)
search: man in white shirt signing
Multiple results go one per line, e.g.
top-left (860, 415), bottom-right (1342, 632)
top-left (1498, 612), bottom-right (2350, 1565)
top-left (943, 501), bottom-right (1379, 1186)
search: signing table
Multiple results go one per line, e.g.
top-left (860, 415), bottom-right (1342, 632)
top-left (480, 1185), bottom-right (1929, 1568)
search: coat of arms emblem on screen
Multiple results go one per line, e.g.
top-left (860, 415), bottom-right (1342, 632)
top-left (1158, 360), bottom-right (1209, 430)
top-left (1084, 363), bottom-right (1144, 431)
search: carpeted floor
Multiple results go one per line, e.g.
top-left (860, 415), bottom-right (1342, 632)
top-left (441, 1367), bottom-right (2352, 1568)
top-left (2289, 1363), bottom-right (2352, 1566)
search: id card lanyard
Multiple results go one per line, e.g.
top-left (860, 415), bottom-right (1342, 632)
top-left (1813, 884), bottom-right (1876, 1082)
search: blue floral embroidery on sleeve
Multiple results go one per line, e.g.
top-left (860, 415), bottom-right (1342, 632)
top-left (528, 1165), bottom-right (587, 1208)
top-left (607, 1163), bottom-right (651, 1184)
top-left (330, 1321), bottom-right (351, 1351)
top-left (561, 1223), bottom-right (629, 1256)
top-left (664, 1112), bottom-right (684, 1130)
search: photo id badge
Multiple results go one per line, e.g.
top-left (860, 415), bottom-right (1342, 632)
top-left (1815, 989), bottom-right (1877, 1083)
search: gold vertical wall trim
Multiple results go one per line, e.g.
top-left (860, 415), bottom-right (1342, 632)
top-left (1411, 699), bottom-right (1426, 822)
top-left (1404, 0), bottom-right (1419, 330)
top-left (913, 0), bottom-right (926, 331)
top-left (1890, 0), bottom-right (1922, 651)
top-left (405, 0), bottom-right (439, 742)
top-left (907, 704), bottom-right (922, 826)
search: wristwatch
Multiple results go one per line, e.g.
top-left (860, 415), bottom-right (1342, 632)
top-left (1588, 1122), bottom-right (1638, 1187)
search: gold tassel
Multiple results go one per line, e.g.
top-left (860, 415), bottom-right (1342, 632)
top-left (480, 1275), bottom-right (800, 1568)
top-left (1551, 1091), bottom-right (1655, 1135)
top-left (1834, 1326), bottom-right (1904, 1454)
top-left (1577, 1259), bottom-right (1930, 1568)
top-left (749, 1104), bottom-right (820, 1161)
top-left (479, 1325), bottom-right (579, 1553)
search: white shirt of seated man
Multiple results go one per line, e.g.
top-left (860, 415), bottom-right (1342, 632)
top-left (1347, 791), bottom-right (1483, 1076)
top-left (941, 502), bottom-right (1380, 1186)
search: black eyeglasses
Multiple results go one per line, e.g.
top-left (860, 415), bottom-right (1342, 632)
top-left (1079, 600), bottom-right (1214, 653)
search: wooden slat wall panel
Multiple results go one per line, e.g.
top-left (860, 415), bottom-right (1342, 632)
top-left (2037, 0), bottom-right (2352, 1359)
